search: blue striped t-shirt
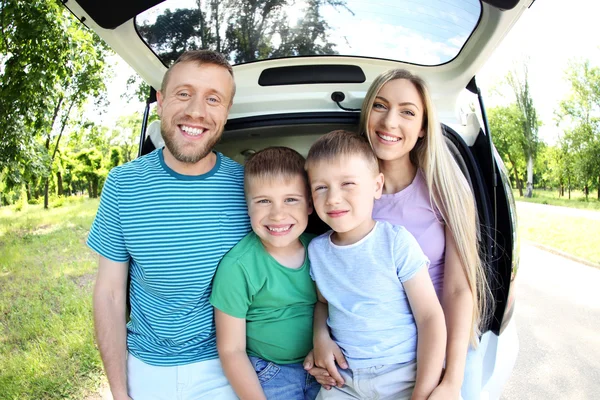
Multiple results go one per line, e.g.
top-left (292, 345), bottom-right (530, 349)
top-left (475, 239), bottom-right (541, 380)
top-left (87, 149), bottom-right (250, 366)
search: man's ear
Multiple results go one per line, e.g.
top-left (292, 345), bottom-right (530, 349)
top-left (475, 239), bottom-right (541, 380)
top-left (374, 172), bottom-right (384, 200)
top-left (156, 91), bottom-right (164, 117)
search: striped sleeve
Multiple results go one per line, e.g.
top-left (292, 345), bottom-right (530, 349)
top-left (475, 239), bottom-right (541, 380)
top-left (87, 168), bottom-right (130, 262)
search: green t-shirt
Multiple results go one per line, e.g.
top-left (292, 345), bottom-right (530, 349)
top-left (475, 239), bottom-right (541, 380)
top-left (210, 232), bottom-right (317, 364)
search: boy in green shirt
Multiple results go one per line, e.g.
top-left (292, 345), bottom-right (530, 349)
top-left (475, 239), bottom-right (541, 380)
top-left (210, 147), bottom-right (320, 400)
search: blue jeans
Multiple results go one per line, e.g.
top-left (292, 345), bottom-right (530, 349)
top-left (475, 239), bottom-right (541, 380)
top-left (249, 356), bottom-right (320, 400)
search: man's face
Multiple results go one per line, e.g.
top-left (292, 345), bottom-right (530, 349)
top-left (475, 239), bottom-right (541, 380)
top-left (156, 62), bottom-right (234, 164)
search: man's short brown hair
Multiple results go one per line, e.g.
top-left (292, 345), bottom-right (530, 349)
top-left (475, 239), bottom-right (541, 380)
top-left (305, 130), bottom-right (379, 174)
top-left (244, 147), bottom-right (309, 196)
top-left (160, 50), bottom-right (235, 97)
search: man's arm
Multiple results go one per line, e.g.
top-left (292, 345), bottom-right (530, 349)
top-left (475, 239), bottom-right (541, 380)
top-left (403, 266), bottom-right (447, 400)
top-left (214, 309), bottom-right (266, 400)
top-left (93, 255), bottom-right (131, 400)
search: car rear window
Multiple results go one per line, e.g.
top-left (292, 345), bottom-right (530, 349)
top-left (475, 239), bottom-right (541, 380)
top-left (135, 0), bottom-right (481, 67)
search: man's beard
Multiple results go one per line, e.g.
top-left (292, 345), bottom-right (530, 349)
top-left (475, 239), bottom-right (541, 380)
top-left (161, 121), bottom-right (223, 164)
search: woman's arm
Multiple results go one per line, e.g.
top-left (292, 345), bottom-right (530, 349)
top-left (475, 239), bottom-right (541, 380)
top-left (404, 266), bottom-right (447, 400)
top-left (430, 226), bottom-right (474, 399)
top-left (214, 309), bottom-right (266, 400)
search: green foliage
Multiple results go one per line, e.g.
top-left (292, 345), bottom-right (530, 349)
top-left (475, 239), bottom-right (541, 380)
top-left (75, 148), bottom-right (106, 198)
top-left (136, 0), bottom-right (347, 65)
top-left (489, 104), bottom-right (527, 194)
top-left (556, 59), bottom-right (600, 199)
top-left (0, 0), bottom-right (111, 208)
top-left (506, 62), bottom-right (541, 197)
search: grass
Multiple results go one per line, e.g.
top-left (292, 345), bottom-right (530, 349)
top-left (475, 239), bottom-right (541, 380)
top-left (516, 203), bottom-right (600, 266)
top-left (513, 188), bottom-right (600, 211)
top-left (0, 197), bottom-right (104, 400)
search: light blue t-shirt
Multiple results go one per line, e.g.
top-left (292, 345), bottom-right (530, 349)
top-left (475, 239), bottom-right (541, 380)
top-left (87, 149), bottom-right (251, 366)
top-left (308, 221), bottom-right (429, 369)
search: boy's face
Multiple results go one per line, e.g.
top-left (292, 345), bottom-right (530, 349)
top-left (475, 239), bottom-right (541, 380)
top-left (246, 174), bottom-right (312, 253)
top-left (308, 155), bottom-right (384, 241)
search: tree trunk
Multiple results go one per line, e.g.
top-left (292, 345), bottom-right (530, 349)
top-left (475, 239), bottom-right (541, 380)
top-left (568, 177), bottom-right (571, 199)
top-left (57, 171), bottom-right (63, 196)
top-left (92, 178), bottom-right (99, 198)
top-left (525, 155), bottom-right (533, 198)
top-left (598, 175), bottom-right (600, 200)
top-left (43, 178), bottom-right (49, 209)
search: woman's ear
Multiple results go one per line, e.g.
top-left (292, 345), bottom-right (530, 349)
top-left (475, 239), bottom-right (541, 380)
top-left (374, 172), bottom-right (385, 200)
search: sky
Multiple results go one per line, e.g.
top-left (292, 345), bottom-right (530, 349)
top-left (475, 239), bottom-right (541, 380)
top-left (95, 0), bottom-right (600, 145)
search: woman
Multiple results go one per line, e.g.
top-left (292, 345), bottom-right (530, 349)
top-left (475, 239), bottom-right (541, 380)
top-left (305, 69), bottom-right (490, 399)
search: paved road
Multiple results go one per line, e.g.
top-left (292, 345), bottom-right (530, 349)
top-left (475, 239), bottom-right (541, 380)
top-left (501, 244), bottom-right (600, 400)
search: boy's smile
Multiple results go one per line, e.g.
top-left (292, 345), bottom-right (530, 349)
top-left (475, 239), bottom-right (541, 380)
top-left (246, 175), bottom-right (312, 256)
top-left (308, 155), bottom-right (384, 245)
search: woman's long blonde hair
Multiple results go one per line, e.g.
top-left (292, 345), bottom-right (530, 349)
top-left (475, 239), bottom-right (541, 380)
top-left (359, 69), bottom-right (491, 346)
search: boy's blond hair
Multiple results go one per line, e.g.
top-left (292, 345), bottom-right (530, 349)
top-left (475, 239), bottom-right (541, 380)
top-left (305, 130), bottom-right (379, 175)
top-left (244, 146), bottom-right (309, 196)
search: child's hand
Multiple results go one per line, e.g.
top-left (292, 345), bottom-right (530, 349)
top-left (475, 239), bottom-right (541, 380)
top-left (422, 379), bottom-right (461, 400)
top-left (310, 335), bottom-right (348, 388)
top-left (303, 350), bottom-right (337, 389)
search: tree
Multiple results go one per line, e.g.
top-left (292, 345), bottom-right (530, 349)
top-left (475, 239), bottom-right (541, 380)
top-left (136, 0), bottom-right (348, 65)
top-left (488, 104), bottom-right (527, 196)
top-left (0, 0), bottom-right (70, 169)
top-left (0, 0), bottom-right (110, 208)
top-left (507, 63), bottom-right (540, 198)
top-left (75, 148), bottom-right (106, 199)
top-left (556, 59), bottom-right (600, 200)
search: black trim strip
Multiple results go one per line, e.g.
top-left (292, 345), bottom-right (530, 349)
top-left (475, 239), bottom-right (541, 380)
top-left (259, 65), bottom-right (366, 86)
top-left (225, 112), bottom-right (360, 131)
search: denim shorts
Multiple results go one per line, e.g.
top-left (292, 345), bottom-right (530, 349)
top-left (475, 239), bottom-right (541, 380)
top-left (249, 356), bottom-right (320, 400)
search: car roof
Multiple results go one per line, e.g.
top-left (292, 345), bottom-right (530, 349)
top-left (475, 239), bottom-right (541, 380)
top-left (64, 0), bottom-right (532, 123)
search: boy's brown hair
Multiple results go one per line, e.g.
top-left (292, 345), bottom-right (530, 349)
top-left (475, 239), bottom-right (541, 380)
top-left (305, 130), bottom-right (379, 174)
top-left (244, 146), bottom-right (309, 196)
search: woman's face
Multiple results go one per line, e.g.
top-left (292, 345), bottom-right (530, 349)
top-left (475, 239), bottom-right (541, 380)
top-left (367, 78), bottom-right (425, 163)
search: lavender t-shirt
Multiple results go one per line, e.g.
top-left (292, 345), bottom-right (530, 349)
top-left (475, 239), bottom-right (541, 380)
top-left (373, 169), bottom-right (445, 299)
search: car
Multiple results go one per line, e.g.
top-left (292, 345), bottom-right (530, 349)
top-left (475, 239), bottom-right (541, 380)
top-left (63, 0), bottom-right (526, 398)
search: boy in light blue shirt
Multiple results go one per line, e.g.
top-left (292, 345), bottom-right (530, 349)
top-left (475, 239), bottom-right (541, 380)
top-left (305, 130), bottom-right (446, 400)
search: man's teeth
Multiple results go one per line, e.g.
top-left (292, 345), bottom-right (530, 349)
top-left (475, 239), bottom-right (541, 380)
top-left (268, 225), bottom-right (291, 232)
top-left (181, 125), bottom-right (205, 136)
top-left (378, 133), bottom-right (400, 142)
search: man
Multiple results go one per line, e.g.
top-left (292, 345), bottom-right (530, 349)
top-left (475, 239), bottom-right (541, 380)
top-left (88, 50), bottom-right (250, 400)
